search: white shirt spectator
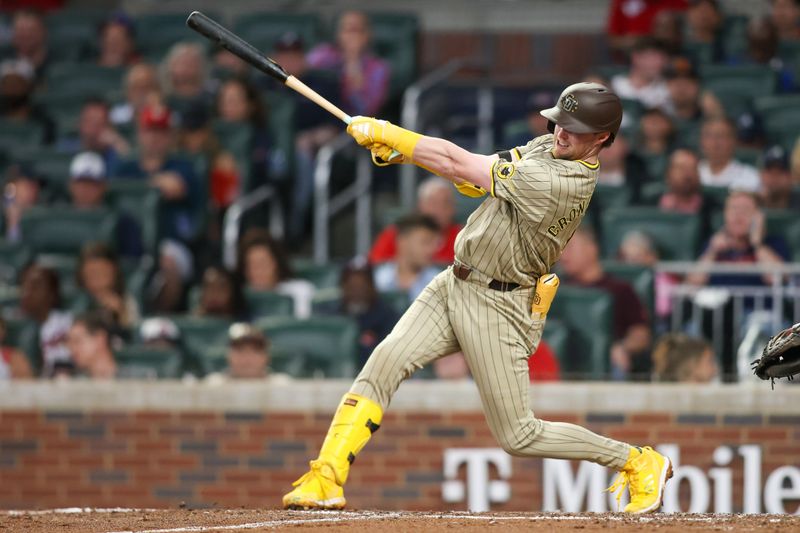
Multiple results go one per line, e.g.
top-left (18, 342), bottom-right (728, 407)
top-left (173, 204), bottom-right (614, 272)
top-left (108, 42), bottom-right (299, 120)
top-left (40, 310), bottom-right (73, 374)
top-left (611, 74), bottom-right (671, 111)
top-left (698, 160), bottom-right (761, 191)
top-left (275, 279), bottom-right (315, 319)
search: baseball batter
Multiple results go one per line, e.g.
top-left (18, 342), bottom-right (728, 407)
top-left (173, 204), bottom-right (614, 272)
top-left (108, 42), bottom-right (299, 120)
top-left (283, 82), bottom-right (673, 513)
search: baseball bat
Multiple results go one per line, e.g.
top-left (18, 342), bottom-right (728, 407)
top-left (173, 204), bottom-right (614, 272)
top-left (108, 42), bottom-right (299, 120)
top-left (186, 11), bottom-right (400, 163)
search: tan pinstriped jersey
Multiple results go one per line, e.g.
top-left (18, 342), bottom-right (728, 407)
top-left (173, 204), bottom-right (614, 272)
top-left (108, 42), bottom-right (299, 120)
top-left (453, 134), bottom-right (598, 286)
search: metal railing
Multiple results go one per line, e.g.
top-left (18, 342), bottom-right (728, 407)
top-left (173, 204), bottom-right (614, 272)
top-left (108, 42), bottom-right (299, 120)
top-left (222, 185), bottom-right (283, 271)
top-left (655, 261), bottom-right (800, 380)
top-left (399, 58), bottom-right (492, 210)
top-left (312, 133), bottom-right (373, 264)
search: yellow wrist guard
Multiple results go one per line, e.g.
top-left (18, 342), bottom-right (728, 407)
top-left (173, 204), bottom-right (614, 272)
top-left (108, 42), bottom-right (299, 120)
top-left (347, 116), bottom-right (422, 158)
top-left (454, 181), bottom-right (487, 198)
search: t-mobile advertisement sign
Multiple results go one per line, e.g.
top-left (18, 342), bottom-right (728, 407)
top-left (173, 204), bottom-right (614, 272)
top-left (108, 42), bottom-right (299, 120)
top-left (442, 445), bottom-right (800, 514)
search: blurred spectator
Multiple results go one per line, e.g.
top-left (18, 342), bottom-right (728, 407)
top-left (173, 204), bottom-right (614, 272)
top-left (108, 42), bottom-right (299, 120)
top-left (177, 98), bottom-right (240, 210)
top-left (771, 0), bottom-right (800, 42)
top-left (370, 178), bottom-right (462, 264)
top-left (0, 316), bottom-right (33, 379)
top-left (194, 265), bottom-right (248, 320)
top-left (610, 37), bottom-right (670, 111)
top-left (685, 0), bottom-right (723, 61)
top-left (638, 108), bottom-right (674, 156)
top-left (110, 63), bottom-right (160, 127)
top-left (3, 162), bottom-right (42, 242)
top-left (606, 0), bottom-right (687, 53)
top-left (688, 191), bottom-right (788, 287)
top-left (659, 148), bottom-right (705, 214)
top-left (115, 102), bottom-right (202, 244)
top-left (559, 226), bottom-right (652, 380)
top-left (374, 214), bottom-right (443, 300)
top-left (729, 17), bottom-right (797, 92)
top-left (528, 340), bottom-right (561, 382)
top-left (0, 59), bottom-right (55, 143)
top-left (10, 9), bottom-right (49, 81)
top-left (315, 258), bottom-right (398, 368)
top-left (505, 90), bottom-right (557, 147)
top-left (67, 311), bottom-right (117, 380)
top-left (651, 9), bottom-right (684, 55)
top-left (68, 151), bottom-right (142, 258)
top-left (58, 98), bottom-right (130, 171)
top-left (272, 32), bottom-right (345, 241)
top-left (651, 333), bottom-right (718, 382)
top-left (307, 10), bottom-right (390, 117)
top-left (698, 117), bottom-right (760, 191)
top-left (18, 264), bottom-right (72, 376)
top-left (76, 242), bottom-right (140, 331)
top-left (237, 228), bottom-right (314, 319)
top-left (216, 77), bottom-right (286, 187)
top-left (139, 316), bottom-right (181, 350)
top-left (161, 42), bottom-right (211, 106)
top-left (144, 239), bottom-right (194, 315)
top-left (664, 56), bottom-right (703, 138)
top-left (699, 90), bottom-right (726, 120)
top-left (212, 46), bottom-right (249, 80)
top-left (225, 323), bottom-right (270, 379)
top-left (619, 230), bottom-right (679, 324)
top-left (97, 12), bottom-right (139, 68)
top-left (597, 133), bottom-right (648, 190)
top-left (760, 145), bottom-right (800, 209)
top-left (433, 352), bottom-right (470, 380)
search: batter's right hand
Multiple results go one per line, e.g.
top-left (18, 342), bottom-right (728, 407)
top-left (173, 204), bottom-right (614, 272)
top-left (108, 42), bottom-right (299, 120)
top-left (370, 142), bottom-right (406, 166)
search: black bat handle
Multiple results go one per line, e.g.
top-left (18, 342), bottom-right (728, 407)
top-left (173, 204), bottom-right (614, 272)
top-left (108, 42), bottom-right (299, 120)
top-left (186, 11), bottom-right (289, 83)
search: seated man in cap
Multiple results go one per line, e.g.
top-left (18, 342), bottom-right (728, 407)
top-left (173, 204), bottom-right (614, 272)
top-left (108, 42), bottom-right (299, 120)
top-left (68, 151), bottom-right (143, 258)
top-left (759, 145), bottom-right (800, 210)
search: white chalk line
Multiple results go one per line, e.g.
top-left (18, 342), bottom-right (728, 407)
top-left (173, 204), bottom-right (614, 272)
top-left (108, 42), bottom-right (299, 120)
top-left (3, 508), bottom-right (159, 516)
top-left (101, 510), bottom-right (781, 533)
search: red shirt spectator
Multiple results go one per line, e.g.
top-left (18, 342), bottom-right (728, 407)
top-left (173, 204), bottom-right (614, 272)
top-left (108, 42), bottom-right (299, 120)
top-left (370, 223), bottom-right (461, 264)
top-left (608, 0), bottom-right (688, 38)
top-left (528, 340), bottom-right (560, 382)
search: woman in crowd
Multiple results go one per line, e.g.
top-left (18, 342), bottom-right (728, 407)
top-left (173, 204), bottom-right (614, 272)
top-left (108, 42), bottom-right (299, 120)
top-left (76, 242), bottom-right (140, 331)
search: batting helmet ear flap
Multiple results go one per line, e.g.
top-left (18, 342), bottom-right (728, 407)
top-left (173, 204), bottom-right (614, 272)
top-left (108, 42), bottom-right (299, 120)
top-left (547, 120), bottom-right (555, 133)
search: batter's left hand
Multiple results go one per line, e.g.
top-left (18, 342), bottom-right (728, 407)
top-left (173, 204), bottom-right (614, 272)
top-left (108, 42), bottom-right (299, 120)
top-left (370, 142), bottom-right (406, 166)
top-left (346, 116), bottom-right (421, 159)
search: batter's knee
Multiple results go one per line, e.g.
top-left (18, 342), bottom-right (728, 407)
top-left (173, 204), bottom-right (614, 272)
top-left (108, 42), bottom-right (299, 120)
top-left (494, 416), bottom-right (545, 457)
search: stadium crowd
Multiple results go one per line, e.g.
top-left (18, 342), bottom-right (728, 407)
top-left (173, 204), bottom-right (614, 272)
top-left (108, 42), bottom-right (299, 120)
top-left (0, 1), bottom-right (798, 384)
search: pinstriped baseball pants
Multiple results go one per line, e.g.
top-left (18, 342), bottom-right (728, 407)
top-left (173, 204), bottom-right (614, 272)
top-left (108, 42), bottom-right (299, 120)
top-left (350, 267), bottom-right (631, 470)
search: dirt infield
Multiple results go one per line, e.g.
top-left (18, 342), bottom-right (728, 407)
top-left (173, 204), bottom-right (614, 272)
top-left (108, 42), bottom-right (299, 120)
top-left (1, 508), bottom-right (798, 533)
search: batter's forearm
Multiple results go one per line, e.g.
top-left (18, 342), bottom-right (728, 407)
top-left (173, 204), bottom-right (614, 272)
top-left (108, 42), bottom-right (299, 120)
top-left (411, 136), bottom-right (496, 190)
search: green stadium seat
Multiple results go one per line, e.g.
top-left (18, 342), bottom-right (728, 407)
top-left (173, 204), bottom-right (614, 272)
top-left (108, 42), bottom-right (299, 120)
top-left (787, 220), bottom-right (800, 262)
top-left (233, 13), bottom-right (322, 55)
top-left (594, 65), bottom-right (627, 81)
top-left (105, 180), bottom-right (161, 257)
top-left (734, 147), bottom-right (761, 167)
top-left (257, 315), bottom-right (359, 378)
top-left (3, 318), bottom-right (39, 373)
top-left (619, 98), bottom-right (644, 137)
top-left (548, 286), bottom-right (612, 379)
top-left (753, 95), bottom-right (800, 146)
top-left (45, 9), bottom-right (108, 62)
top-left (592, 183), bottom-right (633, 210)
top-left (291, 259), bottom-right (341, 289)
top-left (0, 121), bottom-right (44, 152)
top-left (455, 192), bottom-right (484, 225)
top-left (763, 210), bottom-right (800, 258)
top-left (369, 12), bottom-right (418, 97)
top-left (379, 289), bottom-right (411, 315)
top-left (700, 65), bottom-right (777, 104)
top-left (683, 41), bottom-right (715, 65)
top-left (19, 207), bottom-right (118, 256)
top-left (245, 289), bottom-right (295, 319)
top-left (501, 120), bottom-right (529, 148)
top-left (30, 150), bottom-right (74, 197)
top-left (115, 345), bottom-right (183, 379)
top-left (167, 315), bottom-right (233, 376)
top-left (600, 207), bottom-right (700, 260)
top-left (602, 261), bottom-right (655, 316)
top-left (134, 12), bottom-right (215, 59)
top-left (263, 91), bottom-right (296, 187)
top-left (702, 186), bottom-right (729, 211)
top-left (0, 241), bottom-right (33, 284)
top-left (541, 318), bottom-right (568, 367)
top-left (638, 152), bottom-right (669, 182)
top-left (639, 181), bottom-right (665, 205)
top-left (45, 64), bottom-right (125, 100)
top-left (720, 15), bottom-right (749, 61)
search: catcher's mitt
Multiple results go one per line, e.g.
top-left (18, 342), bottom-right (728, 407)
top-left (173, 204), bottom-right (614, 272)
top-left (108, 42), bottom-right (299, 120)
top-left (752, 322), bottom-right (800, 388)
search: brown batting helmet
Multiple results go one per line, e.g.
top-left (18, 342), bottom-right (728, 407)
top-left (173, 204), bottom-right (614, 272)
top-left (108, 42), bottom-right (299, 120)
top-left (540, 82), bottom-right (623, 145)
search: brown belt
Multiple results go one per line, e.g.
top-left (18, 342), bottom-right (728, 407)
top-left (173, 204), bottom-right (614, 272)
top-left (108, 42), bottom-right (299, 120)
top-left (452, 263), bottom-right (520, 292)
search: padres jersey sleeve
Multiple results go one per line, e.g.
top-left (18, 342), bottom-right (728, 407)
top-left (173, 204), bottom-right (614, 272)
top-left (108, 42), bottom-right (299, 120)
top-left (454, 135), bottom-right (599, 285)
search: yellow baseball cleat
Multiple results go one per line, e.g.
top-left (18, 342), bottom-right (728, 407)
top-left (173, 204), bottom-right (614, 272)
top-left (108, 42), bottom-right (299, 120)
top-left (607, 446), bottom-right (673, 514)
top-left (282, 460), bottom-right (346, 510)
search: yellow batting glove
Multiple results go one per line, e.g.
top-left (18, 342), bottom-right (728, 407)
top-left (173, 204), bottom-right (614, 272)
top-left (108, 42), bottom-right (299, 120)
top-left (454, 181), bottom-right (487, 198)
top-left (532, 273), bottom-right (560, 320)
top-left (370, 142), bottom-right (406, 166)
top-left (347, 116), bottom-right (422, 159)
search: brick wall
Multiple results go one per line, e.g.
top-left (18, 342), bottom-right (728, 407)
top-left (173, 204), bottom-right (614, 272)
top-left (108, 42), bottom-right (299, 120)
top-left (2, 407), bottom-right (799, 512)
